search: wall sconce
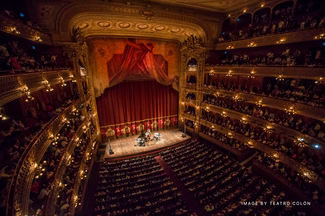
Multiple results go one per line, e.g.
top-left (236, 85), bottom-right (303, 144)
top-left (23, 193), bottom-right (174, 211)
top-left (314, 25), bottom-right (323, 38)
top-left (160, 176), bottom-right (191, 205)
top-left (34, 35), bottom-right (42, 42)
top-left (276, 38), bottom-right (286, 44)
top-left (228, 14), bottom-right (231, 17)
top-left (248, 70), bottom-right (255, 78)
top-left (0, 108), bottom-right (9, 121)
top-left (243, 8), bottom-right (247, 13)
top-left (43, 80), bottom-right (54, 91)
top-left (314, 33), bottom-right (324, 40)
top-left (246, 141), bottom-right (253, 147)
top-left (315, 77), bottom-right (324, 84)
top-left (261, 3), bottom-right (265, 7)
top-left (233, 95), bottom-right (239, 101)
top-left (9, 26), bottom-right (20, 34)
top-left (264, 126), bottom-right (273, 133)
top-left (60, 77), bottom-right (67, 87)
top-left (221, 111), bottom-right (227, 117)
top-left (256, 100), bottom-right (263, 107)
top-left (226, 70), bottom-right (232, 77)
top-left (294, 137), bottom-right (307, 147)
top-left (240, 117), bottom-right (247, 124)
top-left (285, 106), bottom-right (296, 115)
top-left (226, 45), bottom-right (234, 49)
top-left (247, 42), bottom-right (256, 47)
top-left (276, 74), bottom-right (284, 81)
top-left (21, 85), bottom-right (33, 102)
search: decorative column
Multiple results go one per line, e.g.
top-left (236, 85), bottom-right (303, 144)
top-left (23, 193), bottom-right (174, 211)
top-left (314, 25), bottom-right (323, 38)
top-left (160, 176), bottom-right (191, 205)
top-left (60, 31), bottom-right (102, 160)
top-left (179, 36), bottom-right (207, 139)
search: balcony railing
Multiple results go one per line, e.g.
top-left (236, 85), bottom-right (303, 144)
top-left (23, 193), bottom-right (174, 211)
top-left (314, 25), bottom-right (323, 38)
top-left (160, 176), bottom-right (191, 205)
top-left (44, 117), bottom-right (88, 216)
top-left (0, 14), bottom-right (52, 45)
top-left (215, 27), bottom-right (325, 50)
top-left (182, 113), bottom-right (196, 122)
top-left (204, 66), bottom-right (325, 80)
top-left (199, 120), bottom-right (325, 191)
top-left (0, 69), bottom-right (73, 107)
top-left (69, 137), bottom-right (98, 215)
top-left (201, 102), bottom-right (325, 154)
top-left (201, 89), bottom-right (325, 122)
top-left (6, 97), bottom-right (85, 216)
top-left (252, 160), bottom-right (325, 216)
top-left (199, 132), bottom-right (255, 162)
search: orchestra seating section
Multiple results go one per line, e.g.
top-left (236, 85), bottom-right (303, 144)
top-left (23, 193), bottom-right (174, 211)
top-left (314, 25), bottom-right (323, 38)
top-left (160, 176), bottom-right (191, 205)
top-left (90, 140), bottom-right (316, 216)
top-left (95, 155), bottom-right (191, 216)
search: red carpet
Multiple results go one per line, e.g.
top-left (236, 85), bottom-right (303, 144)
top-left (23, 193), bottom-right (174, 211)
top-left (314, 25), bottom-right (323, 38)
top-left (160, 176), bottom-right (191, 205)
top-left (155, 156), bottom-right (205, 216)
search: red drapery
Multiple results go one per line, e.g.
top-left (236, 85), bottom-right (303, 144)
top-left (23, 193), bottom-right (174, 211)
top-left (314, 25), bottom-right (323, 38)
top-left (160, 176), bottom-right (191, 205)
top-left (107, 40), bottom-right (178, 87)
top-left (96, 80), bottom-right (178, 136)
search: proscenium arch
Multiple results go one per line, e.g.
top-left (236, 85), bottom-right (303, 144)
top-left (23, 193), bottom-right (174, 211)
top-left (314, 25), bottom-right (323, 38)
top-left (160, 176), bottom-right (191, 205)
top-left (68, 13), bottom-right (207, 42)
top-left (56, 3), bottom-right (209, 42)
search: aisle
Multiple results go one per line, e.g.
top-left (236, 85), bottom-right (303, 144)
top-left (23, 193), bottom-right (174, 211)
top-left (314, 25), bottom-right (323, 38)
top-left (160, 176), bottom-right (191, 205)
top-left (155, 156), bottom-right (205, 216)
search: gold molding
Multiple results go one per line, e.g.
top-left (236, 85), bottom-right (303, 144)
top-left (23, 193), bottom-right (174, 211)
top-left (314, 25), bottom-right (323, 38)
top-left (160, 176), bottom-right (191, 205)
top-left (215, 27), bottom-right (325, 50)
top-left (8, 98), bottom-right (85, 216)
top-left (199, 120), bottom-right (325, 191)
top-left (201, 89), bottom-right (325, 122)
top-left (0, 14), bottom-right (52, 45)
top-left (0, 70), bottom-right (73, 107)
top-left (201, 102), bottom-right (325, 155)
top-left (204, 66), bottom-right (325, 80)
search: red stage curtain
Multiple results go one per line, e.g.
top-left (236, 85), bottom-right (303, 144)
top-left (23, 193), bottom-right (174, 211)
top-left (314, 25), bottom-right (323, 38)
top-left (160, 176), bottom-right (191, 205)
top-left (96, 80), bottom-right (178, 127)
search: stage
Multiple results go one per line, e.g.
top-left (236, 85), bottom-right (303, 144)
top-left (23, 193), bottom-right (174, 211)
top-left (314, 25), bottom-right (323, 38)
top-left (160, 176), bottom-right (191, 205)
top-left (104, 129), bottom-right (191, 159)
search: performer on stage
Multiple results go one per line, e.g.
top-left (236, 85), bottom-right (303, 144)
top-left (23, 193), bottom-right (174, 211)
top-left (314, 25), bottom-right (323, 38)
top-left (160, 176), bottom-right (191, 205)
top-left (145, 129), bottom-right (151, 141)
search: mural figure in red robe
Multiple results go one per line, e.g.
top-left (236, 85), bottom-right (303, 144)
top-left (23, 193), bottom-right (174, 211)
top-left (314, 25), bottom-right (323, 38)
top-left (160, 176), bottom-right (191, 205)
top-left (107, 39), bottom-right (178, 87)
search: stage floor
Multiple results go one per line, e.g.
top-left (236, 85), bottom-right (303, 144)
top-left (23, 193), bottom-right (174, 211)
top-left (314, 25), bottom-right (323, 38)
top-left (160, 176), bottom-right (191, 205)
top-left (104, 129), bottom-right (191, 159)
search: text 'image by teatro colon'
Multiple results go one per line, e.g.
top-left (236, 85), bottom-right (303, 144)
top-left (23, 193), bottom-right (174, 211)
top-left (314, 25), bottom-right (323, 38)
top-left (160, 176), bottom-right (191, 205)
top-left (0, 0), bottom-right (325, 216)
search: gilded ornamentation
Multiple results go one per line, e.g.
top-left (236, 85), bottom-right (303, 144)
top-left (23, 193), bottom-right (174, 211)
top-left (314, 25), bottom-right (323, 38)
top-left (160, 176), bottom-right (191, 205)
top-left (56, 4), bottom-right (208, 42)
top-left (46, 118), bottom-right (88, 216)
top-left (0, 70), bottom-right (72, 107)
top-left (199, 121), bottom-right (325, 191)
top-left (0, 14), bottom-right (52, 45)
top-left (201, 88), bottom-right (325, 122)
top-left (140, 10), bottom-right (155, 20)
top-left (9, 99), bottom-right (85, 216)
top-left (181, 35), bottom-right (204, 52)
top-left (202, 102), bottom-right (325, 155)
top-left (216, 27), bottom-right (325, 50)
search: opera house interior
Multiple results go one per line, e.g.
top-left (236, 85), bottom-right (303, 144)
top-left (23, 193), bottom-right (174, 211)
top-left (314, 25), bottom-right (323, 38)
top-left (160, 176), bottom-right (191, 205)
top-left (1, 0), bottom-right (325, 216)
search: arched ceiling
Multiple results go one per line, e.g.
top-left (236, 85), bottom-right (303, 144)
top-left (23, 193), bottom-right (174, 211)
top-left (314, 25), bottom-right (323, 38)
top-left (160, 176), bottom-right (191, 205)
top-left (27, 1), bottom-right (222, 44)
top-left (56, 3), bottom-right (213, 43)
top-left (68, 12), bottom-right (207, 43)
